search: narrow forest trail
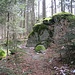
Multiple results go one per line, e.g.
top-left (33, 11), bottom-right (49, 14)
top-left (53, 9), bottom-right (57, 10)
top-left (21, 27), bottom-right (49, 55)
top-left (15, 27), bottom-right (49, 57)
top-left (0, 44), bottom-right (67, 75)
top-left (13, 45), bottom-right (61, 75)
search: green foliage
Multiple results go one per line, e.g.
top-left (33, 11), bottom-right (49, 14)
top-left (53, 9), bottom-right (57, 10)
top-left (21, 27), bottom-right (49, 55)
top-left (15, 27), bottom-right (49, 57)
top-left (0, 48), bottom-right (7, 59)
top-left (35, 45), bottom-right (46, 53)
top-left (33, 23), bottom-right (49, 33)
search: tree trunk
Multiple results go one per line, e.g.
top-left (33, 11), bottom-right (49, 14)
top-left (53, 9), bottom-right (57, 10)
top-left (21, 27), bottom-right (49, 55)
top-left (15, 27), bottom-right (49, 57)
top-left (51, 0), bottom-right (53, 16)
top-left (71, 0), bottom-right (73, 13)
top-left (38, 0), bottom-right (40, 21)
top-left (54, 0), bottom-right (56, 13)
top-left (61, 0), bottom-right (65, 12)
top-left (42, 0), bottom-right (46, 19)
top-left (7, 12), bottom-right (9, 55)
top-left (25, 0), bottom-right (29, 36)
top-left (31, 0), bottom-right (35, 27)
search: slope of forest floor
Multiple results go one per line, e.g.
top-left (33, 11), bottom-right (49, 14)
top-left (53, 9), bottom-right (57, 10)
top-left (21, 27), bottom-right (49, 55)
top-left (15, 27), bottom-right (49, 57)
top-left (0, 44), bottom-right (75, 75)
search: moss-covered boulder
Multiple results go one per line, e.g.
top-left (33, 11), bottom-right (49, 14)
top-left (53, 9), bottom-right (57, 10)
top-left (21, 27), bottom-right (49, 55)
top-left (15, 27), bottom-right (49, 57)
top-left (26, 23), bottom-right (53, 48)
top-left (26, 12), bottom-right (75, 49)
top-left (43, 12), bottom-right (75, 25)
top-left (51, 12), bottom-right (75, 45)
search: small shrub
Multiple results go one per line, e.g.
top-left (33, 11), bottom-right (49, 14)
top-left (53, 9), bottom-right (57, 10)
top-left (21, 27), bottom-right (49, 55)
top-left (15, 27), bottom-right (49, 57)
top-left (0, 48), bottom-right (7, 59)
top-left (35, 45), bottom-right (46, 53)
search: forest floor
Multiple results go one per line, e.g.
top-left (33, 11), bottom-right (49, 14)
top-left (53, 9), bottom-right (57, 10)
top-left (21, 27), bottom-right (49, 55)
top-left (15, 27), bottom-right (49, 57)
top-left (0, 43), bottom-right (75, 75)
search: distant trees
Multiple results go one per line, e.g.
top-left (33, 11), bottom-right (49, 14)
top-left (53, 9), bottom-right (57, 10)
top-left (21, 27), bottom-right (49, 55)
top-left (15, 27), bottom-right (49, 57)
top-left (61, 0), bottom-right (65, 12)
top-left (0, 0), bottom-right (75, 41)
top-left (59, 0), bottom-right (75, 13)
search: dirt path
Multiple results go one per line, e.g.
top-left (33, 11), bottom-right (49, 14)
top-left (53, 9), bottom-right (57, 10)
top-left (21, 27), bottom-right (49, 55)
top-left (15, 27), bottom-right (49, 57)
top-left (14, 45), bottom-right (60, 75)
top-left (0, 45), bottom-right (62, 75)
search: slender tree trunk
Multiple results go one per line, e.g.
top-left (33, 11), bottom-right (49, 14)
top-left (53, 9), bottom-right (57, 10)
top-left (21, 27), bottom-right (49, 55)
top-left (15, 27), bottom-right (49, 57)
top-left (64, 0), bottom-right (65, 12)
top-left (61, 0), bottom-right (65, 12)
top-left (25, 0), bottom-right (29, 36)
top-left (23, 9), bottom-right (25, 28)
top-left (38, 0), bottom-right (40, 21)
top-left (2, 26), bottom-right (4, 39)
top-left (71, 0), bottom-right (72, 13)
top-left (42, 0), bottom-right (46, 19)
top-left (51, 0), bottom-right (53, 16)
top-left (4, 25), bottom-right (7, 39)
top-left (61, 0), bottom-right (63, 11)
top-left (7, 12), bottom-right (9, 55)
top-left (74, 6), bottom-right (75, 14)
top-left (54, 0), bottom-right (56, 13)
top-left (23, 8), bottom-right (25, 37)
top-left (31, 0), bottom-right (35, 26)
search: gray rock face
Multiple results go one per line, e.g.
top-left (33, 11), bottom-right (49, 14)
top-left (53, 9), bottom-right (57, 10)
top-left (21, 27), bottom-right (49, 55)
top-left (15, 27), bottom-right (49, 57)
top-left (26, 32), bottom-right (38, 47)
top-left (26, 29), bottom-right (50, 47)
top-left (40, 30), bottom-right (49, 41)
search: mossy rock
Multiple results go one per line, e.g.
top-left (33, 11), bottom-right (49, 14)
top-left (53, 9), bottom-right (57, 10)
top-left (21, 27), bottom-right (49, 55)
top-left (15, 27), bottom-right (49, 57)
top-left (35, 45), bottom-right (46, 53)
top-left (43, 12), bottom-right (75, 25)
top-left (43, 17), bottom-right (54, 25)
top-left (26, 23), bottom-right (53, 47)
top-left (27, 12), bottom-right (75, 48)
top-left (48, 12), bottom-right (75, 45)
top-left (33, 23), bottom-right (49, 33)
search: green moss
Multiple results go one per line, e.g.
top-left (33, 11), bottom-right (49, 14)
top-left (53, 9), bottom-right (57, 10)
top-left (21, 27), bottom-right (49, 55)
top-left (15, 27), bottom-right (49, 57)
top-left (0, 48), bottom-right (7, 59)
top-left (43, 12), bottom-right (75, 25)
top-left (43, 17), bottom-right (53, 25)
top-left (35, 45), bottom-right (46, 53)
top-left (34, 23), bottom-right (42, 26)
top-left (52, 12), bottom-right (75, 23)
top-left (0, 47), bottom-right (11, 59)
top-left (28, 31), bottom-right (35, 38)
top-left (43, 17), bottom-right (51, 21)
top-left (29, 23), bottom-right (45, 37)
top-left (33, 23), bottom-right (49, 33)
top-left (53, 12), bottom-right (72, 16)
